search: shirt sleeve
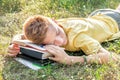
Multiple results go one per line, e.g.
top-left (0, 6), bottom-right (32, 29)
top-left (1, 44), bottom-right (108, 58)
top-left (74, 34), bottom-right (102, 55)
top-left (107, 32), bottom-right (120, 41)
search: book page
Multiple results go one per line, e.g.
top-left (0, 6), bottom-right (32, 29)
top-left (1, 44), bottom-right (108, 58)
top-left (14, 57), bottom-right (43, 70)
top-left (13, 40), bottom-right (46, 51)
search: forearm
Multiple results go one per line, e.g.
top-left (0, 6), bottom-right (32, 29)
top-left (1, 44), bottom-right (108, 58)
top-left (45, 45), bottom-right (119, 65)
top-left (66, 54), bottom-right (108, 65)
top-left (67, 53), bottom-right (112, 65)
top-left (66, 48), bottom-right (118, 65)
top-left (66, 56), bottom-right (85, 65)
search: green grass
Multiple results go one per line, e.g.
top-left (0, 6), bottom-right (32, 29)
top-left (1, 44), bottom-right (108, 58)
top-left (0, 0), bottom-right (120, 80)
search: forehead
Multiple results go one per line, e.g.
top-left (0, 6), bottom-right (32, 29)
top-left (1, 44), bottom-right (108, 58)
top-left (42, 25), bottom-right (57, 44)
top-left (48, 25), bottom-right (57, 33)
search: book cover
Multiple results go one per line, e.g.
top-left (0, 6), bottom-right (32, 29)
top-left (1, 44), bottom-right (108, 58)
top-left (14, 54), bottom-right (54, 70)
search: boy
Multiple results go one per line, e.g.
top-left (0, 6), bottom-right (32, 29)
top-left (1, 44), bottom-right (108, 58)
top-left (8, 6), bottom-right (120, 65)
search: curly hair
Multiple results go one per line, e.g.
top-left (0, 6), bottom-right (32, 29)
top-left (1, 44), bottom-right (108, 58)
top-left (23, 15), bottom-right (49, 44)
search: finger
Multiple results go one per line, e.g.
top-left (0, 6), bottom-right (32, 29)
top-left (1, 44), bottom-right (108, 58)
top-left (50, 45), bottom-right (64, 49)
top-left (7, 53), bottom-right (17, 57)
top-left (45, 47), bottom-right (57, 55)
top-left (7, 49), bottom-right (20, 54)
top-left (8, 44), bottom-right (20, 50)
top-left (48, 45), bottom-right (65, 54)
top-left (46, 45), bottom-right (64, 51)
top-left (7, 51), bottom-right (19, 57)
top-left (8, 45), bottom-right (13, 50)
top-left (46, 45), bottom-right (60, 49)
top-left (48, 57), bottom-right (58, 61)
top-left (13, 44), bottom-right (20, 49)
top-left (45, 45), bottom-right (60, 52)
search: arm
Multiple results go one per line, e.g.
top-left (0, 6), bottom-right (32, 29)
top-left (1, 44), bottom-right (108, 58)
top-left (73, 34), bottom-right (118, 64)
top-left (45, 45), bottom-right (119, 65)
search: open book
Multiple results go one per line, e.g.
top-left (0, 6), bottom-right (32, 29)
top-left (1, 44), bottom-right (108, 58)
top-left (13, 40), bottom-right (53, 59)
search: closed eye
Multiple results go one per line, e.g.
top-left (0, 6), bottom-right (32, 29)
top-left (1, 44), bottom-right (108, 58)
top-left (56, 29), bottom-right (60, 35)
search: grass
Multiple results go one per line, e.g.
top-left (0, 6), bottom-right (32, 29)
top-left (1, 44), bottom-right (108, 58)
top-left (0, 0), bottom-right (120, 80)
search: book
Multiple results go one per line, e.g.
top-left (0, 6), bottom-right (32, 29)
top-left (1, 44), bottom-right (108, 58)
top-left (14, 54), bottom-right (54, 70)
top-left (12, 40), bottom-right (53, 59)
top-left (12, 40), bottom-right (54, 70)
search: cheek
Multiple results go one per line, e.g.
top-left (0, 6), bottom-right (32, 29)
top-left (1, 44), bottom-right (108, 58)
top-left (44, 31), bottom-right (56, 44)
top-left (54, 37), bottom-right (64, 46)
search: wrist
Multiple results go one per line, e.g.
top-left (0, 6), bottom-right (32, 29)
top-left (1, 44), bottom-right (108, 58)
top-left (64, 56), bottom-right (72, 65)
top-left (65, 56), bottom-right (88, 65)
top-left (65, 56), bottom-right (83, 65)
top-left (82, 55), bottom-right (87, 64)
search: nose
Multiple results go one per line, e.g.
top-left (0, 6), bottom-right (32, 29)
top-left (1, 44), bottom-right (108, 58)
top-left (54, 36), bottom-right (64, 46)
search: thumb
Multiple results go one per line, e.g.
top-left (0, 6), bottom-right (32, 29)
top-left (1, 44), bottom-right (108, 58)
top-left (13, 44), bottom-right (19, 49)
top-left (48, 57), bottom-right (57, 61)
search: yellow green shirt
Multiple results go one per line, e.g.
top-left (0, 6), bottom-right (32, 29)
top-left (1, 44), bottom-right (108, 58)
top-left (57, 14), bottom-right (120, 55)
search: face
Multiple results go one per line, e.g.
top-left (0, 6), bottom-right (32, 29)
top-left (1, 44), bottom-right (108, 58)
top-left (42, 18), bottom-right (67, 46)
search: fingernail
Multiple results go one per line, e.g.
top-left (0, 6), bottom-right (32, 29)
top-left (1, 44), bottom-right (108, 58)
top-left (48, 57), bottom-right (52, 59)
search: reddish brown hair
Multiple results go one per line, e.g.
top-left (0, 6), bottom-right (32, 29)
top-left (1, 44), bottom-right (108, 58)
top-left (23, 15), bottom-right (49, 44)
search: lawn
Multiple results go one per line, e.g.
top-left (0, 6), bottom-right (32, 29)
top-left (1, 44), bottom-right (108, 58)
top-left (0, 0), bottom-right (120, 80)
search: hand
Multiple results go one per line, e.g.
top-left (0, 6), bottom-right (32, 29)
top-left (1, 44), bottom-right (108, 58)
top-left (7, 44), bottom-right (20, 57)
top-left (45, 45), bottom-right (70, 64)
